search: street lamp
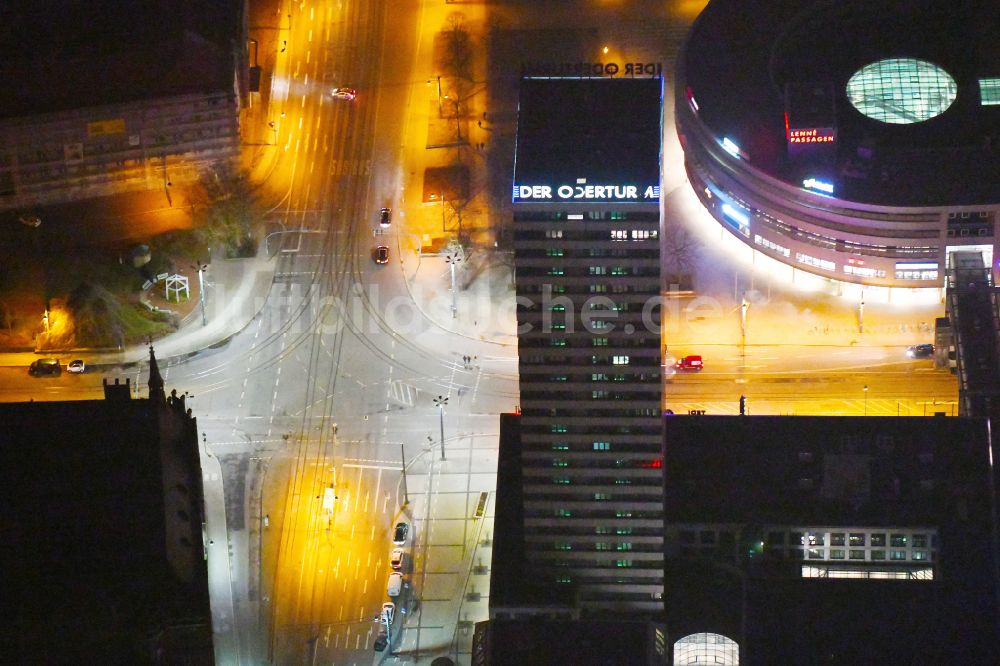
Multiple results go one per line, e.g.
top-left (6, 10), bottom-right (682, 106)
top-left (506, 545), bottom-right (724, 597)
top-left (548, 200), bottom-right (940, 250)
top-left (433, 395), bottom-right (448, 460)
top-left (192, 263), bottom-right (208, 326)
top-left (445, 251), bottom-right (463, 319)
top-left (863, 385), bottom-right (869, 416)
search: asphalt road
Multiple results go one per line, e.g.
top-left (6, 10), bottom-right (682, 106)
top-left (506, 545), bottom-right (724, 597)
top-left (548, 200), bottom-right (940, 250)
top-left (0, 1), bottom-right (963, 665)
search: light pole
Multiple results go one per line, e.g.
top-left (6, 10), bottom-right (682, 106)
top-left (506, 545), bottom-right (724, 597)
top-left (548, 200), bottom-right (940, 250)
top-left (192, 263), bottom-right (208, 326)
top-left (433, 395), bottom-right (448, 460)
top-left (444, 248), bottom-right (462, 319)
top-left (400, 443), bottom-right (410, 505)
top-left (858, 292), bottom-right (865, 334)
top-left (863, 385), bottom-right (869, 416)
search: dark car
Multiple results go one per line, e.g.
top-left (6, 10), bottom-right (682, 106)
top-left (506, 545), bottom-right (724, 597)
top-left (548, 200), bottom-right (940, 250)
top-left (374, 245), bottom-right (389, 265)
top-left (373, 628), bottom-right (388, 652)
top-left (379, 207), bottom-right (391, 227)
top-left (29, 358), bottom-right (61, 376)
top-left (392, 522), bottom-right (408, 545)
top-left (907, 344), bottom-right (935, 358)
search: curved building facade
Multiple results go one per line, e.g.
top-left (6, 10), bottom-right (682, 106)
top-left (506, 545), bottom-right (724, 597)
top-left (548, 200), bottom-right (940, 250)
top-left (676, 0), bottom-right (1000, 289)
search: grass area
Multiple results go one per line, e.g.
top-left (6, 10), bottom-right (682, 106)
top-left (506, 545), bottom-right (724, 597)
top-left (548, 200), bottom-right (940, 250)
top-left (0, 163), bottom-right (265, 350)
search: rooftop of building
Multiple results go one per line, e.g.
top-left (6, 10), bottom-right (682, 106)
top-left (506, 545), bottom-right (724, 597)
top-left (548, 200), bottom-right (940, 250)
top-left (475, 617), bottom-right (664, 666)
top-left (513, 77), bottom-right (662, 204)
top-left (681, 0), bottom-right (1000, 206)
top-left (0, 374), bottom-right (211, 662)
top-left (0, 0), bottom-right (240, 120)
top-left (662, 415), bottom-right (995, 529)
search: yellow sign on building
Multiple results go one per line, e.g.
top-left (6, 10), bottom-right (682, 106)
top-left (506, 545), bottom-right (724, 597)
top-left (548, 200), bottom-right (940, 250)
top-left (87, 119), bottom-right (126, 137)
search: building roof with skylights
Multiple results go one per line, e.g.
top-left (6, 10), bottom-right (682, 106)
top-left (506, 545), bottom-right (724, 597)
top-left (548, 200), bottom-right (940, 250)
top-left (681, 0), bottom-right (1000, 207)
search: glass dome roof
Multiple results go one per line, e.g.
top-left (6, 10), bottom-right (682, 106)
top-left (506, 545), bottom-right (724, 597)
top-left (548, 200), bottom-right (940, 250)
top-left (846, 58), bottom-right (957, 124)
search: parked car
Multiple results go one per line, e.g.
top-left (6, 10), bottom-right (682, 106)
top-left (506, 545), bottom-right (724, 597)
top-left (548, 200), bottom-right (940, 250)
top-left (381, 602), bottom-right (395, 626)
top-left (390, 547), bottom-right (404, 570)
top-left (18, 215), bottom-right (41, 227)
top-left (373, 628), bottom-right (388, 652)
top-left (906, 343), bottom-right (935, 358)
top-left (29, 358), bottom-right (61, 376)
top-left (379, 207), bottom-right (391, 227)
top-left (387, 572), bottom-right (404, 597)
top-left (374, 245), bottom-right (389, 265)
top-left (331, 87), bottom-right (357, 100)
top-left (392, 522), bottom-right (409, 545)
top-left (66, 359), bottom-right (86, 374)
top-left (675, 355), bottom-right (704, 371)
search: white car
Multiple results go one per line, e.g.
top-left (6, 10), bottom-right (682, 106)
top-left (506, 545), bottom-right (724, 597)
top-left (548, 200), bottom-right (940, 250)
top-left (390, 548), bottom-right (404, 570)
top-left (387, 572), bottom-right (403, 597)
top-left (331, 87), bottom-right (357, 101)
top-left (67, 359), bottom-right (86, 374)
top-left (381, 602), bottom-right (395, 626)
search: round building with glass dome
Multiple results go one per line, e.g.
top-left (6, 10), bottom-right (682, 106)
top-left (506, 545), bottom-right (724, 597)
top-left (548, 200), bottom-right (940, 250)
top-left (676, 0), bottom-right (1000, 291)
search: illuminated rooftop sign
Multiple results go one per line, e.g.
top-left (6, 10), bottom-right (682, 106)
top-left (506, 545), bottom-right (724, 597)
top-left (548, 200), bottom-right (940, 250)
top-left (803, 177), bottom-right (835, 194)
top-left (788, 128), bottom-right (835, 144)
top-left (514, 181), bottom-right (660, 203)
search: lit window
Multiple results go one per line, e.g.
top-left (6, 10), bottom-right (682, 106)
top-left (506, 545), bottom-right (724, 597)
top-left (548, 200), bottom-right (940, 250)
top-left (616, 559), bottom-right (633, 568)
top-left (847, 58), bottom-right (957, 124)
top-left (596, 542), bottom-right (612, 551)
top-left (592, 337), bottom-right (608, 347)
top-left (594, 492), bottom-right (611, 500)
top-left (612, 355), bottom-right (630, 365)
top-left (552, 459), bottom-right (569, 467)
top-left (980, 78), bottom-right (1000, 105)
top-left (610, 229), bottom-right (628, 241)
top-left (593, 442), bottom-right (611, 450)
top-left (547, 248), bottom-right (565, 257)
top-left (546, 229), bottom-right (563, 239)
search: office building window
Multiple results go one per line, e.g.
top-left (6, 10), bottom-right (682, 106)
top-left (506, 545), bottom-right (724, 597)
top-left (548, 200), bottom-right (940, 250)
top-left (593, 441), bottom-right (611, 450)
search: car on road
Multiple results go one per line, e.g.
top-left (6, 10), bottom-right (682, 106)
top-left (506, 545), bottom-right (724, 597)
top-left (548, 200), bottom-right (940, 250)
top-left (387, 572), bottom-right (404, 597)
top-left (390, 547), bottom-right (404, 570)
top-left (331, 87), bottom-right (357, 101)
top-left (373, 628), bottom-right (388, 652)
top-left (66, 359), bottom-right (86, 374)
top-left (675, 355), bottom-right (704, 371)
top-left (381, 602), bottom-right (395, 626)
top-left (374, 245), bottom-right (389, 264)
top-left (379, 207), bottom-right (391, 227)
top-left (392, 522), bottom-right (408, 545)
top-left (19, 215), bottom-right (41, 227)
top-left (29, 358), bottom-right (61, 376)
top-left (907, 343), bottom-right (935, 358)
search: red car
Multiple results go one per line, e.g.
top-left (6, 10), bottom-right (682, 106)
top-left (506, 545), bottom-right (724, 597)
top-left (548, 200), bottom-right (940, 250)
top-left (675, 355), bottom-right (703, 371)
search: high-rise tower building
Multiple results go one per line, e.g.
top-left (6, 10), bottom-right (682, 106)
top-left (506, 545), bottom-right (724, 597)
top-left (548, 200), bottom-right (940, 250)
top-left (497, 76), bottom-right (665, 615)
